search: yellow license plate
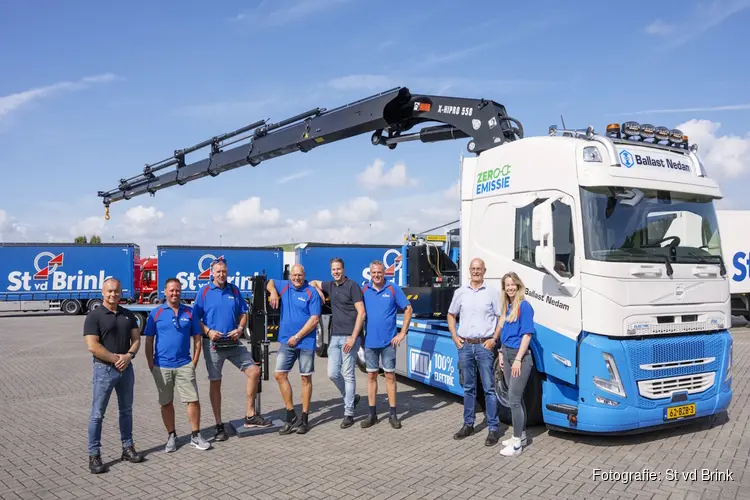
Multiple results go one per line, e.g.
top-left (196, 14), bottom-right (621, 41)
top-left (665, 403), bottom-right (696, 420)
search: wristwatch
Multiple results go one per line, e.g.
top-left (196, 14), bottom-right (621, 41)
top-left (127, 351), bottom-right (135, 359)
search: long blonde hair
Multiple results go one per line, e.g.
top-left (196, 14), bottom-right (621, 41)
top-left (499, 271), bottom-right (526, 328)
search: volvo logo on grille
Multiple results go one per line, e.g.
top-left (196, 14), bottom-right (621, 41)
top-left (675, 284), bottom-right (685, 300)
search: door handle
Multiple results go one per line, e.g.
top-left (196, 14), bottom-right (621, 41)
top-left (629, 266), bottom-right (663, 277)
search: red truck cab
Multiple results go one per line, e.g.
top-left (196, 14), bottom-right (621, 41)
top-left (139, 256), bottom-right (158, 303)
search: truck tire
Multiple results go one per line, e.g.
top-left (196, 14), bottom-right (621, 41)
top-left (316, 316), bottom-right (332, 358)
top-left (148, 293), bottom-right (160, 304)
top-left (61, 299), bottom-right (82, 315)
top-left (493, 356), bottom-right (544, 427)
top-left (87, 299), bottom-right (103, 313)
top-left (356, 345), bottom-right (367, 373)
top-left (134, 312), bottom-right (147, 335)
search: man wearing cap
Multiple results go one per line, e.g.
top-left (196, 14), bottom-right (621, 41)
top-left (447, 257), bottom-right (502, 446)
top-left (144, 278), bottom-right (211, 452)
top-left (192, 257), bottom-right (271, 442)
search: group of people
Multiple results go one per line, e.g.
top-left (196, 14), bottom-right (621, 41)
top-left (82, 255), bottom-right (535, 474)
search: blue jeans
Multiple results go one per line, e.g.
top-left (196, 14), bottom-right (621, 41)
top-left (458, 342), bottom-right (499, 431)
top-left (88, 361), bottom-right (135, 456)
top-left (275, 343), bottom-right (315, 375)
top-left (365, 345), bottom-right (396, 373)
top-left (327, 336), bottom-right (360, 416)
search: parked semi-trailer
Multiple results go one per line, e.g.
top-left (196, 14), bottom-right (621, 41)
top-left (716, 210), bottom-right (750, 321)
top-left (0, 242), bottom-right (141, 314)
top-left (295, 242), bottom-right (404, 356)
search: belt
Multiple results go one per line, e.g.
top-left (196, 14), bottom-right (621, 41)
top-left (461, 337), bottom-right (492, 344)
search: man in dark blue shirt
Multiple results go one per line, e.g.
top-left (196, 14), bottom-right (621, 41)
top-left (310, 257), bottom-right (366, 429)
top-left (267, 264), bottom-right (321, 435)
top-left (192, 258), bottom-right (271, 442)
top-left (144, 278), bottom-right (211, 452)
top-left (360, 260), bottom-right (412, 429)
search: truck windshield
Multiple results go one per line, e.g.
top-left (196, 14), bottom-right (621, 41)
top-left (580, 186), bottom-right (723, 264)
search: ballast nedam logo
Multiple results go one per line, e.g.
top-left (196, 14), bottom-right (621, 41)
top-left (7, 252), bottom-right (109, 292)
top-left (619, 149), bottom-right (691, 172)
top-left (525, 288), bottom-right (570, 311)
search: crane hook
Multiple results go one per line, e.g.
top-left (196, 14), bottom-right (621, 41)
top-left (104, 206), bottom-right (110, 221)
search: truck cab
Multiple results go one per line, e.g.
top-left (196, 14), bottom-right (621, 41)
top-left (460, 122), bottom-right (733, 433)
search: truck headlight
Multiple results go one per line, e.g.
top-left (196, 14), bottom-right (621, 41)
top-left (725, 343), bottom-right (732, 383)
top-left (593, 352), bottom-right (626, 398)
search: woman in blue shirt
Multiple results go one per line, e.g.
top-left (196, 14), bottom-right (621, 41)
top-left (498, 271), bottom-right (535, 457)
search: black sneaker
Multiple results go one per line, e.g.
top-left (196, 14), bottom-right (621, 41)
top-left (279, 416), bottom-right (299, 435)
top-left (340, 415), bottom-right (354, 429)
top-left (121, 445), bottom-right (144, 463)
top-left (360, 414), bottom-right (378, 428)
top-left (214, 424), bottom-right (228, 442)
top-left (389, 414), bottom-right (402, 429)
top-left (485, 429), bottom-right (499, 446)
top-left (454, 424), bottom-right (475, 440)
top-left (244, 414), bottom-right (272, 428)
top-left (89, 455), bottom-right (106, 474)
top-left (296, 418), bottom-right (310, 435)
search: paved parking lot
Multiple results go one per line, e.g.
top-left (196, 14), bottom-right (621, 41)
top-left (0, 313), bottom-right (748, 500)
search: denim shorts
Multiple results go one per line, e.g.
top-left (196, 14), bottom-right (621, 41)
top-left (365, 345), bottom-right (396, 373)
top-left (203, 338), bottom-right (256, 381)
top-left (275, 343), bottom-right (315, 376)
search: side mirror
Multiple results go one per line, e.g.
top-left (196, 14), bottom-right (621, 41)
top-left (532, 197), bottom-right (566, 284)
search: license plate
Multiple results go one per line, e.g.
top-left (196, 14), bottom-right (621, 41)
top-left (665, 403), bottom-right (696, 420)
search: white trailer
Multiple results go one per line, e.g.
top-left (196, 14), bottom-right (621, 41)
top-left (716, 210), bottom-right (750, 321)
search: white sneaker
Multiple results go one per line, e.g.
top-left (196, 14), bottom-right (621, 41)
top-left (190, 433), bottom-right (211, 450)
top-left (500, 436), bottom-right (523, 457)
top-left (165, 433), bottom-right (177, 453)
top-left (502, 431), bottom-right (526, 447)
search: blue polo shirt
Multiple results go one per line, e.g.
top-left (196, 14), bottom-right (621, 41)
top-left (143, 303), bottom-right (201, 368)
top-left (275, 280), bottom-right (321, 351)
top-left (362, 281), bottom-right (410, 348)
top-left (192, 281), bottom-right (248, 336)
top-left (501, 300), bottom-right (535, 348)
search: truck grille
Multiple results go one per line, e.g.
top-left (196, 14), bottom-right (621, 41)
top-left (623, 334), bottom-right (724, 380)
top-left (637, 373), bottom-right (715, 400)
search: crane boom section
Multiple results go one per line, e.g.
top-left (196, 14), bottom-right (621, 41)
top-left (98, 86), bottom-right (523, 207)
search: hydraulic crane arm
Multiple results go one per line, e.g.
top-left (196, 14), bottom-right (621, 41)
top-left (97, 86), bottom-right (523, 216)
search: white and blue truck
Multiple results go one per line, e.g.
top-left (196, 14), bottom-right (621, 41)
top-left (96, 87), bottom-right (733, 434)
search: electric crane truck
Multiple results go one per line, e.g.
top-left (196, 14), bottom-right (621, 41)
top-left (97, 87), bottom-right (733, 434)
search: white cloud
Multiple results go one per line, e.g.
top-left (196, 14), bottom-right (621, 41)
top-left (677, 119), bottom-right (750, 178)
top-left (644, 0), bottom-right (750, 50)
top-left (644, 20), bottom-right (675, 36)
top-left (338, 197), bottom-right (379, 223)
top-left (278, 170), bottom-right (311, 184)
top-left (444, 181), bottom-right (460, 201)
top-left (224, 197), bottom-right (282, 228)
top-left (125, 206), bottom-right (164, 224)
top-left (0, 73), bottom-right (120, 122)
top-left (622, 103), bottom-right (750, 116)
top-left (236, 0), bottom-right (351, 27)
top-left (358, 159), bottom-right (417, 190)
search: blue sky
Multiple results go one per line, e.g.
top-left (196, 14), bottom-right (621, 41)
top-left (1, 0), bottom-right (749, 256)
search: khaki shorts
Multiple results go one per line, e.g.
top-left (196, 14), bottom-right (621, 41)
top-left (151, 362), bottom-right (199, 406)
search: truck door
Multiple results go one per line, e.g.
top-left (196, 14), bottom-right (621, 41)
top-left (512, 190), bottom-right (582, 386)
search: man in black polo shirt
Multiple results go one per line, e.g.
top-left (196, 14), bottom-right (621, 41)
top-left (83, 277), bottom-right (144, 474)
top-left (310, 257), bottom-right (365, 428)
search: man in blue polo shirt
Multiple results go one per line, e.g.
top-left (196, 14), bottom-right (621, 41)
top-left (144, 278), bottom-right (211, 452)
top-left (266, 264), bottom-right (321, 435)
top-left (192, 257), bottom-right (271, 442)
top-left (360, 259), bottom-right (412, 430)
